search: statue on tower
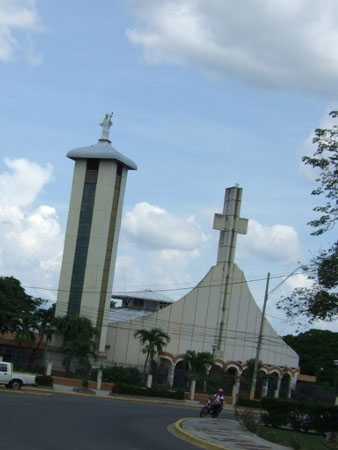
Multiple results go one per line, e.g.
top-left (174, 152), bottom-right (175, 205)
top-left (99, 113), bottom-right (113, 141)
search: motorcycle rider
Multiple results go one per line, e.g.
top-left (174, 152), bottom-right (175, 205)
top-left (213, 388), bottom-right (224, 413)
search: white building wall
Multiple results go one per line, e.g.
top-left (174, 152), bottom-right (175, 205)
top-left (56, 158), bottom-right (128, 352)
top-left (223, 265), bottom-right (298, 367)
top-left (106, 262), bottom-right (299, 369)
top-left (55, 160), bottom-right (86, 317)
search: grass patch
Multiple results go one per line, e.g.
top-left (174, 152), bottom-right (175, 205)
top-left (258, 427), bottom-right (337, 450)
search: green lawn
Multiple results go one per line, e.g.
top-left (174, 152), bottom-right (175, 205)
top-left (258, 426), bottom-right (337, 450)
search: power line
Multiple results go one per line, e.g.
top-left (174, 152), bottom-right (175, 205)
top-left (21, 269), bottom-right (313, 297)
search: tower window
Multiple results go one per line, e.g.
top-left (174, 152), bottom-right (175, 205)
top-left (85, 159), bottom-right (99, 183)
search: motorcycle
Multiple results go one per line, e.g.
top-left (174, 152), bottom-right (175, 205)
top-left (199, 397), bottom-right (221, 418)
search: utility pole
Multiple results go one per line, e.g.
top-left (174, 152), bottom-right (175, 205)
top-left (249, 272), bottom-right (270, 400)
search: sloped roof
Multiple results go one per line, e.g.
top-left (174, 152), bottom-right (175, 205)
top-left (67, 140), bottom-right (137, 170)
top-left (111, 289), bottom-right (173, 303)
top-left (108, 308), bottom-right (153, 324)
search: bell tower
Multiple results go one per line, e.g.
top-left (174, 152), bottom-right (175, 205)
top-left (55, 114), bottom-right (137, 351)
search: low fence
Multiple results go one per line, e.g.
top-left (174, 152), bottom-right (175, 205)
top-left (1, 346), bottom-right (336, 405)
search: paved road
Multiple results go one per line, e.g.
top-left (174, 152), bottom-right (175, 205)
top-left (0, 392), bottom-right (233, 449)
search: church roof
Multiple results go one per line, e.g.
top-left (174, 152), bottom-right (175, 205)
top-left (108, 308), bottom-right (152, 324)
top-left (67, 140), bottom-right (137, 170)
top-left (111, 289), bottom-right (173, 303)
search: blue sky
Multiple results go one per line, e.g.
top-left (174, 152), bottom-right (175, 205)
top-left (0, 0), bottom-right (337, 336)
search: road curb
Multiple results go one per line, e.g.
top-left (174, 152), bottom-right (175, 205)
top-left (0, 387), bottom-right (51, 397)
top-left (173, 418), bottom-right (229, 450)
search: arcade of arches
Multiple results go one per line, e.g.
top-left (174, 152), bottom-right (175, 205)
top-left (158, 356), bottom-right (295, 403)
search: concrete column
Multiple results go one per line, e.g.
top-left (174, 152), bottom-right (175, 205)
top-left (0, 355), bottom-right (3, 362)
top-left (190, 379), bottom-right (196, 401)
top-left (167, 364), bottom-right (175, 387)
top-left (274, 377), bottom-right (281, 398)
top-left (232, 376), bottom-right (240, 405)
top-left (46, 361), bottom-right (53, 376)
top-left (261, 379), bottom-right (268, 398)
top-left (96, 368), bottom-right (103, 390)
top-left (146, 374), bottom-right (153, 388)
top-left (287, 379), bottom-right (292, 399)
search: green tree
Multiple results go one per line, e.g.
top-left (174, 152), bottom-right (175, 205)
top-left (303, 111), bottom-right (338, 236)
top-left (278, 111), bottom-right (338, 325)
top-left (15, 314), bottom-right (37, 347)
top-left (182, 350), bottom-right (214, 381)
top-left (278, 243), bottom-right (338, 324)
top-left (243, 358), bottom-right (263, 378)
top-left (134, 327), bottom-right (170, 372)
top-left (34, 304), bottom-right (57, 349)
top-left (0, 276), bottom-right (40, 334)
top-left (56, 315), bottom-right (97, 374)
top-left (284, 329), bottom-right (338, 386)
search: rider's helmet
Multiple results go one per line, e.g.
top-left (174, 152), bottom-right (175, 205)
top-left (218, 388), bottom-right (224, 394)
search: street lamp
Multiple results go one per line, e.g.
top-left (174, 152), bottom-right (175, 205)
top-left (212, 344), bottom-right (218, 359)
top-left (333, 360), bottom-right (338, 405)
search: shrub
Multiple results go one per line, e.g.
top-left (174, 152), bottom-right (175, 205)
top-left (35, 375), bottom-right (54, 386)
top-left (235, 407), bottom-right (263, 434)
top-left (91, 366), bottom-right (145, 386)
top-left (111, 382), bottom-right (184, 399)
top-left (260, 398), bottom-right (292, 428)
top-left (260, 397), bottom-right (338, 434)
top-left (236, 398), bottom-right (261, 409)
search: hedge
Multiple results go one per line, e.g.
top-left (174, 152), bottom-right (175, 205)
top-left (111, 382), bottom-right (185, 400)
top-left (236, 398), bottom-right (262, 409)
top-left (91, 366), bottom-right (145, 386)
top-left (260, 397), bottom-right (338, 434)
top-left (35, 375), bottom-right (54, 386)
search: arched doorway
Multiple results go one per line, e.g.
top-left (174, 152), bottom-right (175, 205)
top-left (239, 368), bottom-right (266, 399)
top-left (223, 367), bottom-right (237, 396)
top-left (173, 361), bottom-right (189, 389)
top-left (153, 358), bottom-right (171, 385)
top-left (207, 365), bottom-right (226, 394)
top-left (239, 368), bottom-right (250, 399)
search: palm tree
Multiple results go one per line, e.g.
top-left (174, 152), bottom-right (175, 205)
top-left (56, 315), bottom-right (97, 374)
top-left (243, 358), bottom-right (263, 378)
top-left (34, 304), bottom-right (57, 349)
top-left (15, 314), bottom-right (36, 348)
top-left (183, 350), bottom-right (214, 381)
top-left (134, 327), bottom-right (170, 372)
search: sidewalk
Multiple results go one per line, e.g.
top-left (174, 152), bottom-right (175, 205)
top-left (174, 418), bottom-right (291, 450)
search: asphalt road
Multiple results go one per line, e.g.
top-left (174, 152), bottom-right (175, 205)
top-left (0, 392), bottom-right (233, 450)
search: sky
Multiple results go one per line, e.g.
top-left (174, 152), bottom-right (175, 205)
top-left (0, 0), bottom-right (337, 337)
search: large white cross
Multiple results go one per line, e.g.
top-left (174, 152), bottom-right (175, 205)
top-left (213, 186), bottom-right (248, 265)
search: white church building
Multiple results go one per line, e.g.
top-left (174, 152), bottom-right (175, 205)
top-left (55, 116), bottom-right (299, 399)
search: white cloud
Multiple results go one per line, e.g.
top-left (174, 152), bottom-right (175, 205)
top-left (285, 272), bottom-right (314, 291)
top-left (115, 202), bottom-right (209, 297)
top-left (127, 0), bottom-right (338, 95)
top-left (114, 249), bottom-right (199, 300)
top-left (0, 158), bottom-right (52, 209)
top-left (0, 158), bottom-right (63, 300)
top-left (0, 0), bottom-right (42, 63)
top-left (238, 219), bottom-right (302, 265)
top-left (123, 202), bottom-right (208, 250)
